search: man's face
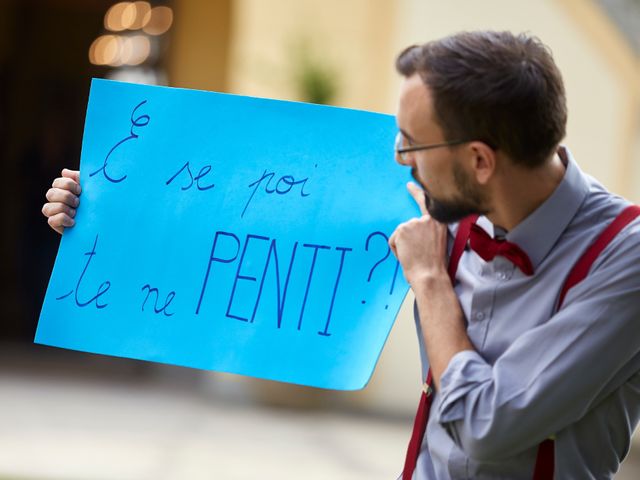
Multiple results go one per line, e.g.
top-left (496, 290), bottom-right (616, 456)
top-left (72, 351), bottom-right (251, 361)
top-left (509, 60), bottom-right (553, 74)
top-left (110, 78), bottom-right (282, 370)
top-left (395, 74), bottom-right (487, 224)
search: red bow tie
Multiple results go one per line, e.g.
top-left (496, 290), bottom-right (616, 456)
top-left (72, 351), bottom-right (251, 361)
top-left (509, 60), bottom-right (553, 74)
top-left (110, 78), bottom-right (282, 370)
top-left (469, 224), bottom-right (534, 276)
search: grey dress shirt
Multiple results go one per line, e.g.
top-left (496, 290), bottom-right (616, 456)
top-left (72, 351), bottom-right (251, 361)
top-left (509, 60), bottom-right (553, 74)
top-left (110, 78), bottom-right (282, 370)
top-left (409, 147), bottom-right (640, 479)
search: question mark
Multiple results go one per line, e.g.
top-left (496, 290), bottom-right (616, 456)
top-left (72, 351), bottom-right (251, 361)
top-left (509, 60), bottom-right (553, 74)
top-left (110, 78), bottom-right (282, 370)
top-left (362, 231), bottom-right (401, 309)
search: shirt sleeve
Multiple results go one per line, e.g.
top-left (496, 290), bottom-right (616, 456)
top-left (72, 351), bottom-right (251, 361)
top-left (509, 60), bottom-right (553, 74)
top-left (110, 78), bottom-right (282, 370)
top-left (414, 299), bottom-right (430, 382)
top-left (433, 223), bottom-right (640, 462)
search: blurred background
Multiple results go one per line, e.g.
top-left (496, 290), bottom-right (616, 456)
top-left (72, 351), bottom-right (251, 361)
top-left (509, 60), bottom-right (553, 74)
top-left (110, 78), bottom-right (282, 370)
top-left (1, 0), bottom-right (639, 478)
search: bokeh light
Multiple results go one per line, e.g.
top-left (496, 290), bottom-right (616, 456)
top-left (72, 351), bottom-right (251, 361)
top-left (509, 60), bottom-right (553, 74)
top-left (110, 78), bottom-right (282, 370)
top-left (89, 34), bottom-right (121, 65)
top-left (120, 3), bottom-right (137, 30)
top-left (122, 35), bottom-right (151, 65)
top-left (104, 2), bottom-right (129, 32)
top-left (130, 2), bottom-right (151, 30)
top-left (143, 6), bottom-right (173, 36)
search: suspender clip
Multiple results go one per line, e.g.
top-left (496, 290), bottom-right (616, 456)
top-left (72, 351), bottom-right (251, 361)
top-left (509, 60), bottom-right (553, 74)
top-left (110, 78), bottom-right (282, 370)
top-left (422, 382), bottom-right (433, 397)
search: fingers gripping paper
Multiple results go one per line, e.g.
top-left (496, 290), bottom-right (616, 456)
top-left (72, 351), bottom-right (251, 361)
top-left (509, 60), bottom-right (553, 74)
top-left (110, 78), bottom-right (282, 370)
top-left (35, 79), bottom-right (416, 390)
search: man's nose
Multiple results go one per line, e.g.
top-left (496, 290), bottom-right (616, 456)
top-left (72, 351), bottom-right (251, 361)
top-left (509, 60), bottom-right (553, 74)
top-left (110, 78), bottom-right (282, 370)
top-left (395, 151), bottom-right (414, 167)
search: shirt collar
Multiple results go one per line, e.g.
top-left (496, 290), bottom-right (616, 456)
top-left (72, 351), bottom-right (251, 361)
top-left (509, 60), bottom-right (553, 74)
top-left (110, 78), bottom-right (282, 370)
top-left (500, 146), bottom-right (590, 270)
top-left (446, 146), bottom-right (590, 270)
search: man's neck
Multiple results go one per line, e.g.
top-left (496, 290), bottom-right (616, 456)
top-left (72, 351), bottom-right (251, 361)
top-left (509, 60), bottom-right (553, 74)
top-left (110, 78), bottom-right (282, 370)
top-left (486, 153), bottom-right (566, 232)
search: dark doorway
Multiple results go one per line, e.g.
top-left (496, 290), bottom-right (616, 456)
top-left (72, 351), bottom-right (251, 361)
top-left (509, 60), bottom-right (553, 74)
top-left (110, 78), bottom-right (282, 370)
top-left (1, 0), bottom-right (112, 341)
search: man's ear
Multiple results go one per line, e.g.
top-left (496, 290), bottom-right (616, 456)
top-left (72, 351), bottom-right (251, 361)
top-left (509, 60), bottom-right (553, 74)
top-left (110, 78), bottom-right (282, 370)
top-left (467, 142), bottom-right (496, 185)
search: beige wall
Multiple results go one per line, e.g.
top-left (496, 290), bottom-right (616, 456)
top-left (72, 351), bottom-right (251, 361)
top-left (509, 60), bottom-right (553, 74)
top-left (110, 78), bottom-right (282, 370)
top-left (634, 119), bottom-right (640, 203)
top-left (559, 0), bottom-right (640, 202)
top-left (227, 0), bottom-right (397, 112)
top-left (167, 0), bottom-right (232, 92)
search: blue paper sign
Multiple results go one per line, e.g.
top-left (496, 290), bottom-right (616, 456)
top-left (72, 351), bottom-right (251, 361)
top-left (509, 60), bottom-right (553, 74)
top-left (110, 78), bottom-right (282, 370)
top-left (35, 79), bottom-right (417, 390)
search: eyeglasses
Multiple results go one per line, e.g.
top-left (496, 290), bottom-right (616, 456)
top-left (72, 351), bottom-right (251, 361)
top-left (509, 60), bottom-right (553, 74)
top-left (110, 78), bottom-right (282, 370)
top-left (395, 132), bottom-right (469, 162)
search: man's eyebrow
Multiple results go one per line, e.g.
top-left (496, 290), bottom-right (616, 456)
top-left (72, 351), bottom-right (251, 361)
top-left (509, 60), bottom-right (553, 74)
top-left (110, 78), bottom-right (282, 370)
top-left (399, 128), bottom-right (416, 143)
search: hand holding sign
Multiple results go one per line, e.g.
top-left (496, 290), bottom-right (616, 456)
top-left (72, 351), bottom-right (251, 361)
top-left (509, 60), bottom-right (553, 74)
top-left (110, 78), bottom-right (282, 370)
top-left (36, 79), bottom-right (417, 390)
top-left (43, 169), bottom-right (81, 234)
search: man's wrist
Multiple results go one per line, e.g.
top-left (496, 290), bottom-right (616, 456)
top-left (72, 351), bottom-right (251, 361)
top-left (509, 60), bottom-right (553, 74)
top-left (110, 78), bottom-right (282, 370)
top-left (410, 269), bottom-right (451, 296)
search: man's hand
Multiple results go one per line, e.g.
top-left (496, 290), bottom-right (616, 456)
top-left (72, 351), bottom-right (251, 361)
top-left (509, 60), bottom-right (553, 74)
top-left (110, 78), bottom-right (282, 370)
top-left (389, 182), bottom-right (449, 287)
top-left (389, 182), bottom-right (473, 389)
top-left (42, 169), bottom-right (81, 235)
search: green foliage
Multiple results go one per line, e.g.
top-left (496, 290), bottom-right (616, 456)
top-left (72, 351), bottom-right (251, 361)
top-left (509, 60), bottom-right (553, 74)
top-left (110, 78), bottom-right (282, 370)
top-left (290, 39), bottom-right (339, 105)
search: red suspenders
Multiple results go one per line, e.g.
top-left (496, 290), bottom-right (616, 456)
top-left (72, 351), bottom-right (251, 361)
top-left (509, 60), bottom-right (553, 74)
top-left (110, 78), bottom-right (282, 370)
top-left (401, 215), bottom-right (478, 480)
top-left (402, 205), bottom-right (640, 480)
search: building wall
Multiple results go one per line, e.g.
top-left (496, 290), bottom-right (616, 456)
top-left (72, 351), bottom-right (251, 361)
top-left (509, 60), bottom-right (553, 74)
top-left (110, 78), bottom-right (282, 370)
top-left (167, 0), bottom-right (232, 92)
top-left (227, 0), bottom-right (397, 112)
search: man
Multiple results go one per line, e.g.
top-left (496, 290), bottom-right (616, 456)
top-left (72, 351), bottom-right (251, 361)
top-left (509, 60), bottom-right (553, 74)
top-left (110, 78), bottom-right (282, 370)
top-left (43, 30), bottom-right (640, 479)
top-left (388, 31), bottom-right (640, 478)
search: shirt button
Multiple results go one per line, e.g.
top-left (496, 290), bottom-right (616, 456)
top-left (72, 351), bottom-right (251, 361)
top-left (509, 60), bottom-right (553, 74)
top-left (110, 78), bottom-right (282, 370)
top-left (475, 311), bottom-right (485, 321)
top-left (497, 271), bottom-right (508, 280)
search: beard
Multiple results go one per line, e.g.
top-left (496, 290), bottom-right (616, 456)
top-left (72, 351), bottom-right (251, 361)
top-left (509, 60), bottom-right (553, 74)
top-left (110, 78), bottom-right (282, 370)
top-left (413, 163), bottom-right (489, 224)
top-left (423, 192), bottom-right (483, 224)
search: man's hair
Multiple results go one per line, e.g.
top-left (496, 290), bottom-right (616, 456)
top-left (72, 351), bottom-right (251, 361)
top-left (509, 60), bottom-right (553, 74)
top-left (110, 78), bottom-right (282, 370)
top-left (396, 31), bottom-right (567, 168)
